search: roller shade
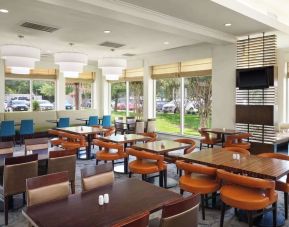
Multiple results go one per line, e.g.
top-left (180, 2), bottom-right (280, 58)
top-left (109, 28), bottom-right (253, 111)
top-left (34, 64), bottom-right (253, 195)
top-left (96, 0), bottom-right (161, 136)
top-left (65, 72), bottom-right (95, 83)
top-left (151, 63), bottom-right (180, 79)
top-left (5, 68), bottom-right (57, 79)
top-left (108, 68), bottom-right (144, 82)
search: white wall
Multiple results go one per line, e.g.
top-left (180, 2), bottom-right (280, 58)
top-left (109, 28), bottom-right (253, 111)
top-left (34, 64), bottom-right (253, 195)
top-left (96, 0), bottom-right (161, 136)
top-left (212, 44), bottom-right (236, 128)
top-left (0, 60), bottom-right (4, 112)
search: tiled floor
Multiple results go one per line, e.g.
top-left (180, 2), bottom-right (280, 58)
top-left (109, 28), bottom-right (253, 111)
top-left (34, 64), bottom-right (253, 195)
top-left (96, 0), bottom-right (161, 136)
top-left (2, 145), bottom-right (289, 227)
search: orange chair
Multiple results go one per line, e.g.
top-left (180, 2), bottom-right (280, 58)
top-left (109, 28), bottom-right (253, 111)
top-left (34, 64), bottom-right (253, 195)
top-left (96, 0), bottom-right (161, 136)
top-left (112, 211), bottom-right (149, 227)
top-left (48, 129), bottom-right (66, 147)
top-left (198, 128), bottom-right (222, 150)
top-left (223, 146), bottom-right (250, 156)
top-left (258, 153), bottom-right (289, 219)
top-left (61, 133), bottom-right (86, 150)
top-left (217, 169), bottom-right (277, 227)
top-left (176, 160), bottom-right (219, 220)
top-left (127, 148), bottom-right (167, 188)
top-left (137, 132), bottom-right (158, 143)
top-left (165, 138), bottom-right (196, 163)
top-left (104, 126), bottom-right (116, 137)
top-left (224, 132), bottom-right (252, 150)
top-left (93, 139), bottom-right (128, 168)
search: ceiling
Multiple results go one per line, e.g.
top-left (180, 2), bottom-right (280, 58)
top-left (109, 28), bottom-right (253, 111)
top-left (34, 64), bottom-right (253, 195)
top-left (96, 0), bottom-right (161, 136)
top-left (0, 0), bottom-right (276, 61)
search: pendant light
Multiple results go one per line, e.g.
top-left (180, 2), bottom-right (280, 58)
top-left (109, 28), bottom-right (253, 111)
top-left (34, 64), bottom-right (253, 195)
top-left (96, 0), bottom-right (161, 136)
top-left (98, 58), bottom-right (126, 80)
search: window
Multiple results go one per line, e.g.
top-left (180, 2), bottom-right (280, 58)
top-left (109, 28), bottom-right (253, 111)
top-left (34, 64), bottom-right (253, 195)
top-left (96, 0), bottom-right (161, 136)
top-left (32, 80), bottom-right (55, 111)
top-left (65, 81), bottom-right (92, 110)
top-left (156, 78), bottom-right (181, 134)
top-left (129, 81), bottom-right (143, 118)
top-left (111, 82), bottom-right (126, 119)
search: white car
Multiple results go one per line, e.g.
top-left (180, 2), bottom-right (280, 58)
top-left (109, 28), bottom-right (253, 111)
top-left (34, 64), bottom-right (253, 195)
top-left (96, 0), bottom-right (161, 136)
top-left (162, 100), bottom-right (198, 114)
top-left (37, 100), bottom-right (54, 111)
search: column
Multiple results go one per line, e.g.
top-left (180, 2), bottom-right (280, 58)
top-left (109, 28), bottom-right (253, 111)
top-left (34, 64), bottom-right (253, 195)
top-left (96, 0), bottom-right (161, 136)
top-left (143, 60), bottom-right (155, 120)
top-left (56, 71), bottom-right (65, 110)
top-left (0, 60), bottom-right (4, 112)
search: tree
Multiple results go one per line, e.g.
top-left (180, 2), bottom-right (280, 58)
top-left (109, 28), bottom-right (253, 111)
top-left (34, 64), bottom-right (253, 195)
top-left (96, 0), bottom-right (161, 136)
top-left (111, 82), bottom-right (126, 111)
top-left (130, 81), bottom-right (143, 119)
top-left (40, 83), bottom-right (55, 102)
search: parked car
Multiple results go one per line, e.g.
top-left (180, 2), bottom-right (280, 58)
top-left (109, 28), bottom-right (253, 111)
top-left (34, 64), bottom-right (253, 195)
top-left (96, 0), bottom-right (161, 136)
top-left (156, 101), bottom-right (168, 112)
top-left (11, 96), bottom-right (30, 106)
top-left (65, 101), bottom-right (73, 110)
top-left (37, 100), bottom-right (54, 111)
top-left (162, 100), bottom-right (198, 114)
top-left (6, 100), bottom-right (29, 112)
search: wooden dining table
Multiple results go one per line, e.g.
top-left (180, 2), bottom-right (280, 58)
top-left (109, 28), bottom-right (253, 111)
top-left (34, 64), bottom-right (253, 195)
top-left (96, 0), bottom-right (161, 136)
top-left (56, 126), bottom-right (108, 160)
top-left (181, 148), bottom-right (289, 180)
top-left (22, 179), bottom-right (185, 227)
top-left (202, 128), bottom-right (240, 144)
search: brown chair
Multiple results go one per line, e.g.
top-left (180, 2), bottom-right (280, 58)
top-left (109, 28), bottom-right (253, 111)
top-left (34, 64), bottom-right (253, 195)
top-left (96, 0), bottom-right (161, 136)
top-left (258, 152), bottom-right (289, 219)
top-left (176, 160), bottom-right (220, 220)
top-left (137, 132), bottom-right (158, 143)
top-left (26, 171), bottom-right (70, 208)
top-left (48, 129), bottom-right (66, 147)
top-left (81, 163), bottom-right (114, 192)
top-left (217, 169), bottom-right (277, 227)
top-left (112, 211), bottom-right (150, 227)
top-left (150, 195), bottom-right (199, 227)
top-left (61, 133), bottom-right (86, 157)
top-left (115, 117), bottom-right (127, 135)
top-left (224, 132), bottom-right (252, 150)
top-left (127, 148), bottom-right (167, 187)
top-left (135, 120), bottom-right (145, 134)
top-left (1, 154), bottom-right (38, 225)
top-left (0, 141), bottom-right (14, 155)
top-left (24, 137), bottom-right (49, 155)
top-left (165, 138), bottom-right (196, 163)
top-left (104, 126), bottom-right (116, 137)
top-left (223, 146), bottom-right (250, 156)
top-left (146, 118), bottom-right (156, 133)
top-left (48, 149), bottom-right (76, 193)
top-left (198, 128), bottom-right (222, 149)
top-left (126, 117), bottom-right (136, 134)
top-left (93, 139), bottom-right (128, 167)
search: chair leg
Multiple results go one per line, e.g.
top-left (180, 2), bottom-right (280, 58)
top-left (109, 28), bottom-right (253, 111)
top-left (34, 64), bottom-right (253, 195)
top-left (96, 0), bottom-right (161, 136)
top-left (96, 159), bottom-right (98, 165)
top-left (179, 168), bottom-right (182, 177)
top-left (129, 172), bottom-right (132, 178)
top-left (180, 189), bottom-right (184, 195)
top-left (212, 192), bottom-right (217, 207)
top-left (141, 174), bottom-right (145, 181)
top-left (201, 194), bottom-right (205, 220)
top-left (71, 180), bottom-right (75, 194)
top-left (159, 171), bottom-right (164, 187)
top-left (23, 192), bottom-right (26, 205)
top-left (4, 196), bottom-right (9, 225)
top-left (273, 202), bottom-right (277, 227)
top-left (248, 211), bottom-right (253, 227)
top-left (163, 169), bottom-right (167, 188)
top-left (200, 142), bottom-right (202, 150)
top-left (285, 192), bottom-right (288, 219)
top-left (220, 201), bottom-right (226, 227)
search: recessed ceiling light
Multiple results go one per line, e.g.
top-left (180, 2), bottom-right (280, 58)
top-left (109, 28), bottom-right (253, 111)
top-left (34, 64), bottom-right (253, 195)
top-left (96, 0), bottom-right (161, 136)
top-left (163, 41), bottom-right (170, 45)
top-left (104, 30), bottom-right (111, 34)
top-left (224, 23), bottom-right (232, 27)
top-left (0, 9), bottom-right (8, 13)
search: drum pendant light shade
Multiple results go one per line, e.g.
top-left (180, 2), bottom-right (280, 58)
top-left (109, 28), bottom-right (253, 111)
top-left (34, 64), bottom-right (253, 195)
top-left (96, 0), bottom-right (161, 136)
top-left (98, 58), bottom-right (126, 80)
top-left (0, 44), bottom-right (40, 74)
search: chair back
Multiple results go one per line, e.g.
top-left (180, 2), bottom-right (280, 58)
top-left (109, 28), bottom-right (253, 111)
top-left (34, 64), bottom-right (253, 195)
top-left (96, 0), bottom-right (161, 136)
top-left (58, 117), bottom-right (70, 128)
top-left (224, 147), bottom-right (250, 156)
top-left (20, 119), bottom-right (34, 136)
top-left (94, 139), bottom-right (125, 156)
top-left (0, 141), bottom-right (14, 155)
top-left (135, 120), bottom-right (145, 134)
top-left (146, 118), bottom-right (156, 133)
top-left (0, 120), bottom-right (15, 137)
top-left (88, 116), bottom-right (98, 126)
top-left (48, 149), bottom-right (76, 182)
top-left (104, 126), bottom-right (116, 137)
top-left (4, 154), bottom-right (38, 196)
top-left (25, 138), bottom-right (49, 154)
top-left (48, 129), bottom-right (65, 137)
top-left (102, 115), bottom-right (111, 127)
top-left (174, 138), bottom-right (196, 154)
top-left (115, 117), bottom-right (125, 130)
top-left (26, 171), bottom-right (70, 207)
top-left (126, 117), bottom-right (136, 132)
top-left (112, 211), bottom-right (149, 227)
top-left (160, 195), bottom-right (199, 227)
top-left (81, 163), bottom-right (114, 192)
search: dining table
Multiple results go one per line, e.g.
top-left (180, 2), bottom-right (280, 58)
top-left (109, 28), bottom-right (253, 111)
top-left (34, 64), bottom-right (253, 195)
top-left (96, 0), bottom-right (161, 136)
top-left (56, 126), bottom-right (108, 160)
top-left (22, 179), bottom-right (187, 227)
top-left (99, 134), bottom-right (151, 173)
top-left (202, 128), bottom-right (240, 144)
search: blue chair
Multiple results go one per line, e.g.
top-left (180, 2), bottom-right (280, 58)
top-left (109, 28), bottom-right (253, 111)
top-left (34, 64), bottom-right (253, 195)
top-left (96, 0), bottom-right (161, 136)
top-left (87, 116), bottom-right (98, 126)
top-left (0, 121), bottom-right (15, 142)
top-left (102, 115), bottom-right (111, 128)
top-left (20, 120), bottom-right (34, 143)
top-left (58, 118), bottom-right (70, 128)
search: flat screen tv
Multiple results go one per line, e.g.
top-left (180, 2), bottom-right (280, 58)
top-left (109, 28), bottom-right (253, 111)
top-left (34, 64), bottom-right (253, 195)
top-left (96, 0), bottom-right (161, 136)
top-left (236, 66), bottom-right (273, 90)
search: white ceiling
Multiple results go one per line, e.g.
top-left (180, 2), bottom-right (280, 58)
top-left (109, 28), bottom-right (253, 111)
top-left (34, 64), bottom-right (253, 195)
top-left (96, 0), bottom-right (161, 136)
top-left (0, 0), bottom-right (277, 61)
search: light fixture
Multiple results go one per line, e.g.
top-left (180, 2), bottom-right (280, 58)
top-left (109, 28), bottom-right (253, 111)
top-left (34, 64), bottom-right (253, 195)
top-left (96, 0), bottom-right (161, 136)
top-left (0, 9), bottom-right (8, 13)
top-left (54, 43), bottom-right (88, 78)
top-left (0, 41), bottom-right (40, 75)
top-left (163, 41), bottom-right (170, 45)
top-left (98, 58), bottom-right (126, 80)
top-left (224, 23), bottom-right (232, 27)
top-left (104, 30), bottom-right (111, 34)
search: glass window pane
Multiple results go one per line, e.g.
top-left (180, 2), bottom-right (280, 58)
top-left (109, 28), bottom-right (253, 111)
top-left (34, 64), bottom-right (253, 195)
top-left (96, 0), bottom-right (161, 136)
top-left (111, 82), bottom-right (126, 119)
top-left (65, 82), bottom-right (92, 110)
top-left (5, 80), bottom-right (30, 112)
top-left (156, 78), bottom-right (181, 134)
top-left (32, 80), bottom-right (55, 111)
top-left (129, 81), bottom-right (143, 118)
top-left (184, 76), bottom-right (212, 135)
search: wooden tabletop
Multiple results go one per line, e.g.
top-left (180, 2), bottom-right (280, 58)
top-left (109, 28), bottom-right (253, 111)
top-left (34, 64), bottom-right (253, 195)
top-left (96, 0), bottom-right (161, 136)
top-left (22, 179), bottom-right (182, 227)
top-left (203, 128), bottom-right (240, 135)
top-left (24, 138), bottom-right (49, 146)
top-left (100, 134), bottom-right (150, 144)
top-left (0, 141), bottom-right (14, 149)
top-left (56, 126), bottom-right (108, 135)
top-left (181, 148), bottom-right (289, 180)
top-left (132, 140), bottom-right (191, 155)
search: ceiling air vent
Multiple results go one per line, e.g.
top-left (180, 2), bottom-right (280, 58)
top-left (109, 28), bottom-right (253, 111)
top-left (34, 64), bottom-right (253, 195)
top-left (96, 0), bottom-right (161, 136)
top-left (20, 22), bottom-right (59, 33)
top-left (99, 41), bottom-right (125, 48)
top-left (122, 53), bottom-right (135, 57)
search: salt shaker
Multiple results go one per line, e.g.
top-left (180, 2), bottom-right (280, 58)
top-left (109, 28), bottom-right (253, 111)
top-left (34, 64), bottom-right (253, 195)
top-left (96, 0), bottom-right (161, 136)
top-left (104, 194), bottom-right (109, 204)
top-left (98, 195), bottom-right (104, 205)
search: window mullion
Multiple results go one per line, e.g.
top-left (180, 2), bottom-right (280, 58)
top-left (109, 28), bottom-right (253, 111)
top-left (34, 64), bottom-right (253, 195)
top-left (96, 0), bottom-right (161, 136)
top-left (180, 77), bottom-right (184, 134)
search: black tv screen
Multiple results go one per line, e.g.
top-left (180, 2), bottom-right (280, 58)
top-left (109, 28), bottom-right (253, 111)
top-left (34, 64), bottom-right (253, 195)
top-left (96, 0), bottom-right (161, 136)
top-left (237, 68), bottom-right (269, 90)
